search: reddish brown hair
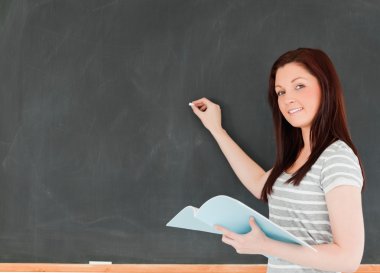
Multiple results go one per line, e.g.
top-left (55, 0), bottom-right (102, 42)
top-left (261, 48), bottom-right (366, 202)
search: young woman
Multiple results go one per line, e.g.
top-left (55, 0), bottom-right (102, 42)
top-left (189, 48), bottom-right (365, 273)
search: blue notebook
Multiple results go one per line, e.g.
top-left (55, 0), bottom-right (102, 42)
top-left (167, 195), bottom-right (317, 252)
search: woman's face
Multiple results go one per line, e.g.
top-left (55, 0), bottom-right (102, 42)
top-left (275, 62), bottom-right (322, 130)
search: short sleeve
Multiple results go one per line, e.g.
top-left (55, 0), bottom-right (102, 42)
top-left (320, 144), bottom-right (363, 194)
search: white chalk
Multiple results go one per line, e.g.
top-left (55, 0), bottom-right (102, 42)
top-left (89, 261), bottom-right (112, 265)
top-left (189, 102), bottom-right (193, 106)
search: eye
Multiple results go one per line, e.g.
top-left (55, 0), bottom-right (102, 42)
top-left (276, 90), bottom-right (285, 96)
top-left (295, 84), bottom-right (305, 90)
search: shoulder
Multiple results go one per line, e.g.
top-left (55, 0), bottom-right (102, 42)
top-left (321, 140), bottom-right (359, 165)
top-left (319, 140), bottom-right (363, 193)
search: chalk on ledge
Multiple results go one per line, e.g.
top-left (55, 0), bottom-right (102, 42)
top-left (89, 261), bottom-right (112, 265)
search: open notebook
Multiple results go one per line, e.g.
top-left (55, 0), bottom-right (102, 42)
top-left (167, 195), bottom-right (317, 253)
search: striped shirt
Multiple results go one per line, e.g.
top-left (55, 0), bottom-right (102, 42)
top-left (267, 140), bottom-right (363, 273)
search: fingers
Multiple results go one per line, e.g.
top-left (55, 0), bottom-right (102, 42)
top-left (189, 102), bottom-right (207, 117)
top-left (191, 97), bottom-right (217, 108)
top-left (190, 102), bottom-right (203, 117)
top-left (189, 97), bottom-right (223, 134)
top-left (190, 97), bottom-right (220, 113)
top-left (190, 103), bottom-right (206, 111)
top-left (222, 234), bottom-right (235, 246)
top-left (190, 101), bottom-right (207, 113)
top-left (192, 97), bottom-right (211, 105)
top-left (214, 225), bottom-right (238, 240)
top-left (249, 217), bottom-right (256, 227)
top-left (214, 220), bottom-right (264, 255)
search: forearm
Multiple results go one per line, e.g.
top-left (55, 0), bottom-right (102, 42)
top-left (262, 238), bottom-right (360, 273)
top-left (210, 129), bottom-right (265, 197)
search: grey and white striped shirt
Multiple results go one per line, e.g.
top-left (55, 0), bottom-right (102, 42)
top-left (267, 140), bottom-right (363, 273)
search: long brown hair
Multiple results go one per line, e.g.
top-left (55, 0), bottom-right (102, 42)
top-left (261, 48), bottom-right (366, 202)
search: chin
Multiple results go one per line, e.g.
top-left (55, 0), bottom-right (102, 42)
top-left (285, 120), bottom-right (310, 129)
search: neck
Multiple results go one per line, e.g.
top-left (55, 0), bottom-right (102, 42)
top-left (301, 126), bottom-right (311, 154)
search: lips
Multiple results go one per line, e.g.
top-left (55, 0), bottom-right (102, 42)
top-left (288, 107), bottom-right (303, 114)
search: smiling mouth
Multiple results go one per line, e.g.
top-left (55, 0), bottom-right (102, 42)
top-left (288, 107), bottom-right (303, 114)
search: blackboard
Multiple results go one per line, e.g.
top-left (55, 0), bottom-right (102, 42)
top-left (0, 0), bottom-right (379, 264)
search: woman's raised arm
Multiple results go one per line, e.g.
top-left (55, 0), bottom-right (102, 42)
top-left (190, 97), bottom-right (270, 200)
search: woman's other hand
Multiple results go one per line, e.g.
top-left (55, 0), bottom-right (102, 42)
top-left (214, 217), bottom-right (269, 255)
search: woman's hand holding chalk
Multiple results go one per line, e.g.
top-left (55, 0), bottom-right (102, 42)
top-left (188, 98), bottom-right (223, 134)
top-left (189, 101), bottom-right (207, 112)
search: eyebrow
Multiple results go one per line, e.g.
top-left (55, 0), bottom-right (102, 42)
top-left (275, 77), bottom-right (307, 88)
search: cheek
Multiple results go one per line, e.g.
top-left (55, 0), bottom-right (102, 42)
top-left (308, 86), bottom-right (322, 109)
top-left (307, 89), bottom-right (322, 112)
top-left (277, 99), bottom-right (286, 115)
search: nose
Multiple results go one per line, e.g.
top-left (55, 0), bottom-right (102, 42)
top-left (285, 97), bottom-right (296, 105)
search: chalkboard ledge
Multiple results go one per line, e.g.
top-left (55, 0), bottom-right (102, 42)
top-left (0, 264), bottom-right (378, 272)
